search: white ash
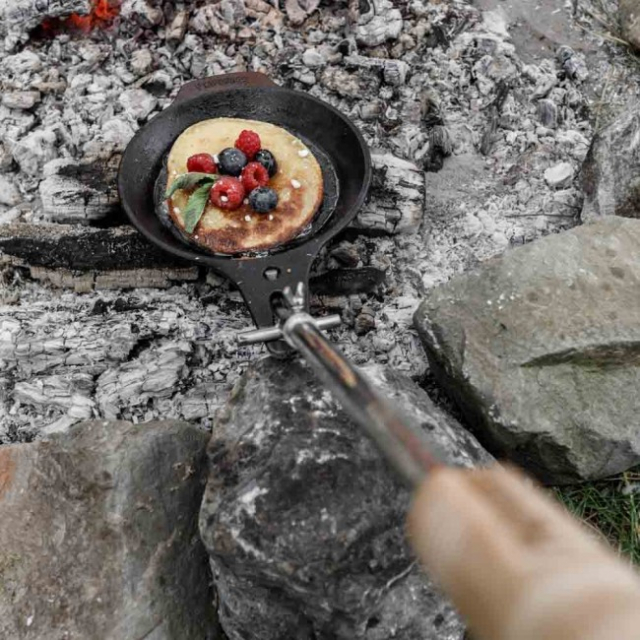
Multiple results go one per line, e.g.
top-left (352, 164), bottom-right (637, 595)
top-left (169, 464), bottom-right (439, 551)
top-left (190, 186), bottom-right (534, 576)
top-left (0, 0), bottom-right (634, 439)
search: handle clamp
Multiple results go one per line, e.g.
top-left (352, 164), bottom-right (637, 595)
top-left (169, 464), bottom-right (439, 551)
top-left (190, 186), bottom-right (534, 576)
top-left (236, 283), bottom-right (342, 345)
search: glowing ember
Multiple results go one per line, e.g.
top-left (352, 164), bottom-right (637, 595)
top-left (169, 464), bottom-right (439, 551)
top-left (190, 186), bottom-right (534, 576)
top-left (40, 0), bottom-right (120, 35)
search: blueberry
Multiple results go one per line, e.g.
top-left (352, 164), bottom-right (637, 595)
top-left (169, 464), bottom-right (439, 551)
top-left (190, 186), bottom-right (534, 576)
top-left (254, 149), bottom-right (278, 177)
top-left (218, 148), bottom-right (247, 176)
top-left (249, 187), bottom-right (278, 213)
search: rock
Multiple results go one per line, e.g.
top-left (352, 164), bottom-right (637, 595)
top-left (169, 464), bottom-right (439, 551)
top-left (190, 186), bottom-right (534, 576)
top-left (118, 88), bottom-right (157, 121)
top-left (581, 108), bottom-right (640, 220)
top-left (414, 216), bottom-right (640, 484)
top-left (0, 419), bottom-right (217, 639)
top-left (544, 161), bottom-right (574, 189)
top-left (0, 174), bottom-right (20, 206)
top-left (130, 49), bottom-right (154, 76)
top-left (1, 50), bottom-right (42, 74)
top-left (302, 48), bottom-right (326, 68)
top-left (167, 9), bottom-right (189, 41)
top-left (355, 0), bottom-right (403, 47)
top-left (537, 99), bottom-right (557, 128)
top-left (11, 129), bottom-right (58, 176)
top-left (285, 0), bottom-right (320, 25)
top-left (199, 358), bottom-right (491, 640)
top-left (620, 0), bottom-right (640, 50)
top-left (329, 242), bottom-right (361, 268)
top-left (120, 0), bottom-right (164, 25)
top-left (556, 45), bottom-right (588, 83)
top-left (320, 66), bottom-right (380, 99)
top-left (2, 91), bottom-right (40, 110)
top-left (344, 53), bottom-right (409, 87)
top-left (355, 306), bottom-right (376, 335)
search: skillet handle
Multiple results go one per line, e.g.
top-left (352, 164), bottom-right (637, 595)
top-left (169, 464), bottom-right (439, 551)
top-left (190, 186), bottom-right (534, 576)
top-left (174, 72), bottom-right (278, 103)
top-left (232, 248), bottom-right (317, 358)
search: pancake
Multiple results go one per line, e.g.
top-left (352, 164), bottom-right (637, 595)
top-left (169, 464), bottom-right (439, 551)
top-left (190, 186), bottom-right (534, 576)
top-left (165, 117), bottom-right (323, 254)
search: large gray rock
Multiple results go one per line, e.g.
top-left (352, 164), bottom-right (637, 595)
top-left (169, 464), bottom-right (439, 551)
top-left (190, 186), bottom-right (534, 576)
top-left (199, 358), bottom-right (491, 640)
top-left (620, 0), bottom-right (640, 50)
top-left (414, 216), bottom-right (640, 484)
top-left (0, 420), bottom-right (218, 639)
top-left (581, 107), bottom-right (640, 220)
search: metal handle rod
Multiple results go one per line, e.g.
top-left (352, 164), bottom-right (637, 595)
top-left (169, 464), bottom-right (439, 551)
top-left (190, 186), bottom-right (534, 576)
top-left (238, 314), bottom-right (342, 345)
top-left (282, 313), bottom-right (441, 487)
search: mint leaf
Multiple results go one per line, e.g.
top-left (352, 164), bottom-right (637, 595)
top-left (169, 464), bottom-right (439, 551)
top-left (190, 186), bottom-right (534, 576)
top-left (183, 182), bottom-right (213, 233)
top-left (165, 172), bottom-right (216, 199)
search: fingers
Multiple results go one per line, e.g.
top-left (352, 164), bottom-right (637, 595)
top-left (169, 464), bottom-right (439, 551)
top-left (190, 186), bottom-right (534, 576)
top-left (407, 465), bottom-right (640, 640)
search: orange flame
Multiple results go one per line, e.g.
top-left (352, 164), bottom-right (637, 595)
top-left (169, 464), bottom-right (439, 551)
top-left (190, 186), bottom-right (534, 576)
top-left (40, 0), bottom-right (120, 35)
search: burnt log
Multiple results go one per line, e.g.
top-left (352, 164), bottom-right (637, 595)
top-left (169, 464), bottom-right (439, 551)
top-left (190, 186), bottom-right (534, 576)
top-left (0, 0), bottom-right (91, 42)
top-left (39, 161), bottom-right (121, 225)
top-left (354, 153), bottom-right (425, 235)
top-left (0, 223), bottom-right (189, 271)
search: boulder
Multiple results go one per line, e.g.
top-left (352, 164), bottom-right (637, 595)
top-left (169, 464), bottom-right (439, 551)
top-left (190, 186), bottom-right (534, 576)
top-left (620, 0), bottom-right (640, 50)
top-left (199, 357), bottom-right (492, 640)
top-left (581, 107), bottom-right (640, 220)
top-left (414, 216), bottom-right (640, 484)
top-left (0, 420), bottom-right (218, 639)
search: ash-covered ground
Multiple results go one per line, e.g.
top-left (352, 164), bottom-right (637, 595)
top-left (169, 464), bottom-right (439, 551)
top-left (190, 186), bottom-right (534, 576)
top-left (1, 0), bottom-right (639, 440)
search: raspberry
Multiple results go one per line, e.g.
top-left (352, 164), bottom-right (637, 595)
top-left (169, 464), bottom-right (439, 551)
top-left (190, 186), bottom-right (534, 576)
top-left (235, 130), bottom-right (261, 160)
top-left (186, 153), bottom-right (217, 174)
top-left (241, 162), bottom-right (270, 192)
top-left (210, 177), bottom-right (245, 211)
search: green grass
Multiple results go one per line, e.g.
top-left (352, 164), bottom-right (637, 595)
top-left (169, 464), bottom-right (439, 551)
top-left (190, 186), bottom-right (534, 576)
top-left (554, 468), bottom-right (640, 566)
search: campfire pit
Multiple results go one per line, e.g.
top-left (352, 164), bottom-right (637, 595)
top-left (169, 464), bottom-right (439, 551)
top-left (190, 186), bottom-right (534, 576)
top-left (2, 0), bottom-right (640, 637)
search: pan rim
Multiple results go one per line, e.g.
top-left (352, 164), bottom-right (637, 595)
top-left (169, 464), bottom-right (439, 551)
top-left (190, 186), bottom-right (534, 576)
top-left (118, 84), bottom-right (372, 267)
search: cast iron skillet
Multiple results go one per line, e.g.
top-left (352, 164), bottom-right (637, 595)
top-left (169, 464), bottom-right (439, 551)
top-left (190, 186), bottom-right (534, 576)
top-left (118, 72), bottom-right (372, 354)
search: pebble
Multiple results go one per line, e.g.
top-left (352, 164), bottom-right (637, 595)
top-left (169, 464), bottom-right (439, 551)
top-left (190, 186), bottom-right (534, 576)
top-left (118, 89), bottom-right (157, 121)
top-left (0, 175), bottom-right (21, 206)
top-left (130, 50), bottom-right (154, 76)
top-left (2, 91), bottom-right (41, 110)
top-left (544, 162), bottom-right (574, 189)
top-left (302, 49), bottom-right (326, 68)
top-left (537, 99), bottom-right (557, 128)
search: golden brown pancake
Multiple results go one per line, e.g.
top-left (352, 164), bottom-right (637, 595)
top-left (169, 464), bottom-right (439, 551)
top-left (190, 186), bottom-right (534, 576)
top-left (166, 117), bottom-right (323, 254)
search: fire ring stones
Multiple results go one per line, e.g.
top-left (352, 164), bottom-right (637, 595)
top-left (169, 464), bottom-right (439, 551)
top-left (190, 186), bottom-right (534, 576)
top-left (199, 357), bottom-right (491, 639)
top-left (415, 216), bottom-right (640, 484)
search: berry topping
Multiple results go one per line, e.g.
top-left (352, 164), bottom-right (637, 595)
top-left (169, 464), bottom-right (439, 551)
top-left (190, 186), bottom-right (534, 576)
top-left (186, 153), bottom-right (217, 174)
top-left (249, 186), bottom-right (278, 213)
top-left (254, 149), bottom-right (278, 177)
top-left (235, 130), bottom-right (261, 159)
top-left (218, 148), bottom-right (247, 176)
top-left (241, 162), bottom-right (270, 192)
top-left (210, 176), bottom-right (245, 210)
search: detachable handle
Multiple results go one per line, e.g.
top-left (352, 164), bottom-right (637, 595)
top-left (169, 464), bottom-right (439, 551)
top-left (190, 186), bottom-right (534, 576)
top-left (174, 72), bottom-right (278, 104)
top-left (231, 248), bottom-right (317, 358)
top-left (281, 304), bottom-right (441, 486)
